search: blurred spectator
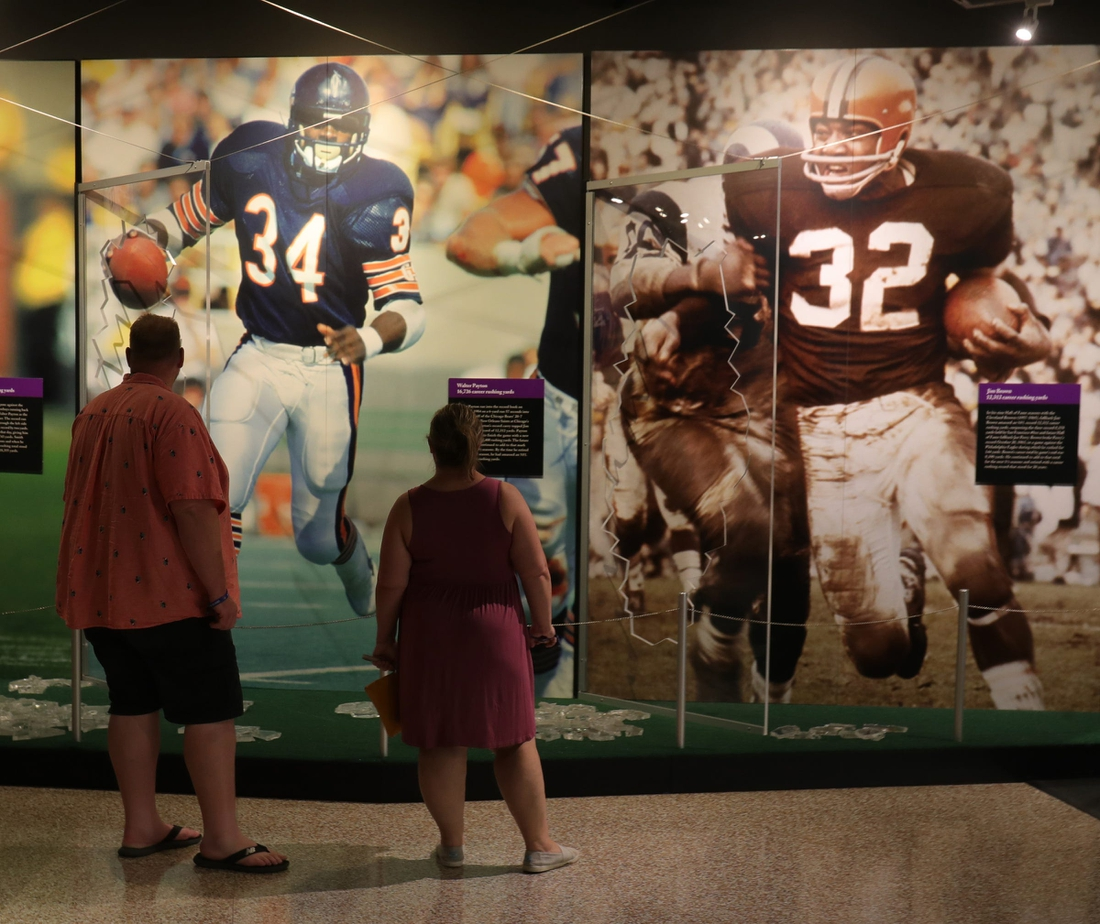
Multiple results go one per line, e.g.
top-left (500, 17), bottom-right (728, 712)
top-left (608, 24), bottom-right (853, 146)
top-left (15, 196), bottom-right (73, 404)
top-left (1046, 227), bottom-right (1073, 266)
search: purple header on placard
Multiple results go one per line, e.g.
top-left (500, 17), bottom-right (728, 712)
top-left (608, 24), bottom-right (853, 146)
top-left (979, 383), bottom-right (1080, 405)
top-left (449, 377), bottom-right (545, 400)
top-left (0, 377), bottom-right (43, 399)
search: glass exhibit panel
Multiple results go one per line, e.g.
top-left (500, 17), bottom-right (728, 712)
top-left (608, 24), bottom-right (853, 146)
top-left (77, 165), bottom-right (215, 685)
top-left (588, 46), bottom-right (1100, 721)
top-left (74, 55), bottom-right (585, 755)
top-left (584, 161), bottom-right (782, 715)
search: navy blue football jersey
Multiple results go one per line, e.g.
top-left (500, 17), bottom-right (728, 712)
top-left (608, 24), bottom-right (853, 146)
top-left (726, 149), bottom-right (1013, 406)
top-left (172, 121), bottom-right (421, 347)
top-left (525, 125), bottom-right (583, 400)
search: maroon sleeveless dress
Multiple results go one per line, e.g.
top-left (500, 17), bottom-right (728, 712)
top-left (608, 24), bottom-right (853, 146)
top-left (397, 477), bottom-right (536, 749)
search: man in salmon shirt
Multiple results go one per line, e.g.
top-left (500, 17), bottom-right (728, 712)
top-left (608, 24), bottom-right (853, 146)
top-left (56, 314), bottom-right (287, 874)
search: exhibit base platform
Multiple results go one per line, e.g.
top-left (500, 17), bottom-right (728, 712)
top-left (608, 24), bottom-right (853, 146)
top-left (2, 680), bottom-right (1099, 802)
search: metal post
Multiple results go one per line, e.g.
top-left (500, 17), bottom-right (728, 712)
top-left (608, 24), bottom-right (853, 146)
top-left (763, 156), bottom-right (782, 740)
top-left (202, 160), bottom-right (213, 429)
top-left (577, 188), bottom-right (596, 697)
top-left (380, 670), bottom-right (389, 758)
top-left (954, 589), bottom-right (969, 742)
top-left (676, 592), bottom-right (688, 748)
top-left (71, 629), bottom-right (82, 743)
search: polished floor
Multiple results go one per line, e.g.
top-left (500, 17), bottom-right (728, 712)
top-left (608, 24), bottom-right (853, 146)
top-left (2, 782), bottom-right (1098, 923)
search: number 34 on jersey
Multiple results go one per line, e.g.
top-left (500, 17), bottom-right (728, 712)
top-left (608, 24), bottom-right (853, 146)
top-left (242, 193), bottom-right (412, 305)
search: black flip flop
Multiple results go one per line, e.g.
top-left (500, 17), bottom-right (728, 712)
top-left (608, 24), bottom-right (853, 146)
top-left (118, 824), bottom-right (202, 858)
top-left (193, 844), bottom-right (289, 874)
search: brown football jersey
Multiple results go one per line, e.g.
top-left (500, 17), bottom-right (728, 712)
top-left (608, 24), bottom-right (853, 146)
top-left (726, 149), bottom-right (1014, 406)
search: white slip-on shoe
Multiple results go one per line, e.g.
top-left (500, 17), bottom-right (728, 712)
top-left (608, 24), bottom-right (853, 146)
top-left (522, 845), bottom-right (579, 873)
top-left (434, 844), bottom-right (464, 868)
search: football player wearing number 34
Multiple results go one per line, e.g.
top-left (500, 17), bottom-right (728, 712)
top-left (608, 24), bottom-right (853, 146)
top-left (143, 63), bottom-right (425, 616)
top-left (726, 55), bottom-right (1051, 708)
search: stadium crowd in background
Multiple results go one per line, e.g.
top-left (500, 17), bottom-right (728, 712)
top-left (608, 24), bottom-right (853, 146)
top-left (80, 55), bottom-right (582, 246)
top-left (591, 46), bottom-right (1100, 583)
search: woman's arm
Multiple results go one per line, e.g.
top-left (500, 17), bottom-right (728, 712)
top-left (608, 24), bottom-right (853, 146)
top-left (501, 482), bottom-right (555, 642)
top-left (368, 493), bottom-right (413, 671)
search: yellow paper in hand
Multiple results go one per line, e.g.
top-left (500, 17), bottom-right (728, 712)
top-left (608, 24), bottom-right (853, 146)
top-left (365, 672), bottom-right (401, 738)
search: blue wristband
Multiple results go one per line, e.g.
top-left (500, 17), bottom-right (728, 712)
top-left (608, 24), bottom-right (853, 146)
top-left (207, 591), bottom-right (230, 610)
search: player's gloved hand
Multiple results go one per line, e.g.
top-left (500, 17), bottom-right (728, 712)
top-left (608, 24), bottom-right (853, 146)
top-left (366, 639), bottom-right (398, 672)
top-left (494, 225), bottom-right (580, 275)
top-left (208, 597), bottom-right (240, 631)
top-left (317, 323), bottom-right (368, 364)
top-left (965, 303), bottom-right (1052, 381)
top-left (526, 624), bottom-right (558, 649)
top-left (694, 238), bottom-right (771, 299)
top-left (139, 217), bottom-right (171, 250)
top-left (640, 310), bottom-right (681, 364)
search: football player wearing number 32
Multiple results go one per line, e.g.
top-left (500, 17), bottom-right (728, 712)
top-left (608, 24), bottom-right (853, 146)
top-left (144, 63), bottom-right (425, 616)
top-left (726, 55), bottom-right (1051, 708)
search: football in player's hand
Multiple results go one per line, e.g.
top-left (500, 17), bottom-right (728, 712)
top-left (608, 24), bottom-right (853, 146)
top-left (104, 230), bottom-right (169, 310)
top-left (943, 275), bottom-right (1023, 348)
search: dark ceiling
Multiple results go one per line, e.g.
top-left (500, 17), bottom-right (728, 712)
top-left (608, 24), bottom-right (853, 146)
top-left (1, 0), bottom-right (1099, 60)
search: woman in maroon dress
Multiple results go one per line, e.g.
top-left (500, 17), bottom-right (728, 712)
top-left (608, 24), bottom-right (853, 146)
top-left (369, 404), bottom-right (579, 874)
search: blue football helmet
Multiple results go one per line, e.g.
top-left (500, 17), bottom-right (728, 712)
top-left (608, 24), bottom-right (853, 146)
top-left (289, 63), bottom-right (370, 180)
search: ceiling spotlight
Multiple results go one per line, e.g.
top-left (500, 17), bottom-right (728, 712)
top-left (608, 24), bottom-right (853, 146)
top-left (1016, 4), bottom-right (1038, 40)
top-left (950, 1), bottom-right (1052, 43)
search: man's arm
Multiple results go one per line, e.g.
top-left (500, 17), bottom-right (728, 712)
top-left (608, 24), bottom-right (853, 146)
top-left (610, 239), bottom-right (765, 320)
top-left (446, 187), bottom-right (580, 277)
top-left (143, 176), bottom-right (227, 258)
top-left (317, 297), bottom-right (426, 365)
top-left (169, 498), bottom-right (238, 630)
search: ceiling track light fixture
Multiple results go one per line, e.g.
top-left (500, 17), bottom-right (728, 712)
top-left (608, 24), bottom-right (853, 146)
top-left (950, 0), bottom-right (1053, 42)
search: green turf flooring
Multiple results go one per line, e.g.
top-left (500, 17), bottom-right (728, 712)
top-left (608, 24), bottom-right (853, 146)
top-left (4, 676), bottom-right (1099, 764)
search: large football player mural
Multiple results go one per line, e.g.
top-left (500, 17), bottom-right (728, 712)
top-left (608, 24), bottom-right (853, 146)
top-left (81, 55), bottom-right (583, 693)
top-left (138, 62), bottom-right (422, 617)
top-left (446, 126), bottom-right (583, 697)
top-left (590, 46), bottom-right (1100, 712)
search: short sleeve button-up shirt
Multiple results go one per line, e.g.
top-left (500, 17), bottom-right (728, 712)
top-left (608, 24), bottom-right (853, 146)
top-left (56, 373), bottom-right (240, 630)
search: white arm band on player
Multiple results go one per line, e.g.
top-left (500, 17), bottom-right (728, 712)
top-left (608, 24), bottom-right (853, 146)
top-left (143, 206), bottom-right (187, 257)
top-left (493, 239), bottom-right (524, 275)
top-left (361, 325), bottom-right (385, 361)
top-left (377, 298), bottom-right (426, 353)
top-left (493, 225), bottom-right (576, 276)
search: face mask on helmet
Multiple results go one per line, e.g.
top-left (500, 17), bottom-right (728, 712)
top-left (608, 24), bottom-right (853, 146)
top-left (288, 63), bottom-right (371, 180)
top-left (802, 124), bottom-right (909, 200)
top-left (292, 115), bottom-right (369, 177)
top-left (800, 55), bottom-right (916, 201)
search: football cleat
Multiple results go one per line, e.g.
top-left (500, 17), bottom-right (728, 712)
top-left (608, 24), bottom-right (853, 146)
top-left (333, 529), bottom-right (374, 616)
top-left (802, 55), bottom-right (917, 200)
top-left (689, 610), bottom-right (746, 702)
top-left (750, 662), bottom-right (794, 704)
top-left (895, 547), bottom-right (927, 679)
top-left (982, 660), bottom-right (1045, 710)
top-left (289, 63), bottom-right (370, 180)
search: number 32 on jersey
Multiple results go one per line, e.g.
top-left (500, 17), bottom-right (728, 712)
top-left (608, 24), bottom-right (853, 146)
top-left (788, 221), bottom-right (933, 332)
top-left (243, 193), bottom-right (410, 304)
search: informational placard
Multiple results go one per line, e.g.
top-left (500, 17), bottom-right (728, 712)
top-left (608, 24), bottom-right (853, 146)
top-left (0, 377), bottom-right (44, 475)
top-left (976, 383), bottom-right (1080, 485)
top-left (449, 378), bottom-right (545, 477)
